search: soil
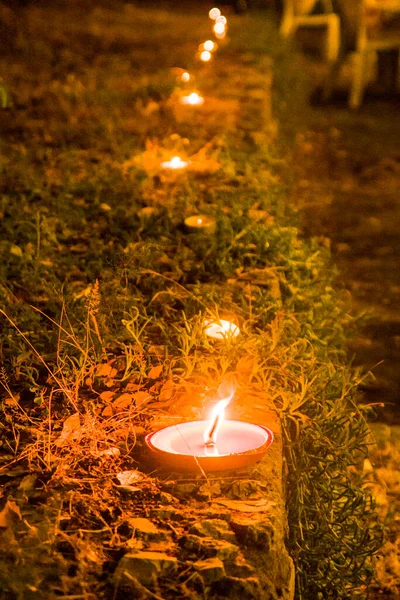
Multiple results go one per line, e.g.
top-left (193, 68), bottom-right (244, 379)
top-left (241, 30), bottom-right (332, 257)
top-left (290, 58), bottom-right (400, 424)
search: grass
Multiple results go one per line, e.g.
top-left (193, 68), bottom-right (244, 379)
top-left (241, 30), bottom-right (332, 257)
top-left (0, 1), bottom-right (383, 599)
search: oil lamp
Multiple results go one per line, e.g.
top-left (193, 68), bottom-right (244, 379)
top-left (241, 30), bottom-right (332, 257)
top-left (204, 318), bottom-right (240, 340)
top-left (145, 394), bottom-right (273, 472)
top-left (161, 156), bottom-right (188, 170)
top-left (184, 215), bottom-right (216, 233)
top-left (180, 92), bottom-right (205, 106)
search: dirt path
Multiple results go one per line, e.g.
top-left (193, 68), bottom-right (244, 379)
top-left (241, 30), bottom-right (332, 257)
top-left (291, 65), bottom-right (400, 422)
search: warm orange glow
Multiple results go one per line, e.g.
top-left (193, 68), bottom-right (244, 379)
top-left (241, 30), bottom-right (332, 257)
top-left (181, 92), bottom-right (205, 106)
top-left (161, 156), bottom-right (188, 169)
top-left (200, 50), bottom-right (212, 62)
top-left (181, 71), bottom-right (190, 82)
top-left (203, 391), bottom-right (234, 446)
top-left (203, 40), bottom-right (215, 52)
top-left (216, 15), bottom-right (227, 25)
top-left (204, 318), bottom-right (240, 340)
top-left (196, 217), bottom-right (203, 225)
top-left (209, 7), bottom-right (221, 20)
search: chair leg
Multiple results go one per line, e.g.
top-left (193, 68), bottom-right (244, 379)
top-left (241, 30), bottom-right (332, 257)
top-left (349, 51), bottom-right (367, 109)
top-left (325, 16), bottom-right (340, 63)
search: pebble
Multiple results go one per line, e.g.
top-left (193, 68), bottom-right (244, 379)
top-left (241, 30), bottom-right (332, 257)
top-left (193, 557), bottom-right (225, 584)
top-left (115, 551), bottom-right (178, 586)
top-left (189, 519), bottom-right (237, 544)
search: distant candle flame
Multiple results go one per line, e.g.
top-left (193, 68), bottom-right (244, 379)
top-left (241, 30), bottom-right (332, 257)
top-left (161, 156), bottom-right (188, 169)
top-left (213, 22), bottom-right (226, 35)
top-left (196, 217), bottom-right (203, 225)
top-left (203, 40), bottom-right (215, 52)
top-left (200, 50), bottom-right (212, 62)
top-left (171, 157), bottom-right (182, 168)
top-left (204, 318), bottom-right (240, 340)
top-left (181, 71), bottom-right (190, 82)
top-left (209, 7), bottom-right (221, 20)
top-left (204, 390), bottom-right (234, 447)
top-left (216, 15), bottom-right (227, 25)
top-left (181, 92), bottom-right (204, 106)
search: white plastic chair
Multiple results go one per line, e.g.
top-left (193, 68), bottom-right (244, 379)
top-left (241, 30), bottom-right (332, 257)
top-left (280, 0), bottom-right (341, 62)
top-left (324, 0), bottom-right (400, 108)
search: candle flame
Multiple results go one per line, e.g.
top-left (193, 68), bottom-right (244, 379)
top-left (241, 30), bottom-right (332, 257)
top-left (181, 71), bottom-right (190, 82)
top-left (203, 390), bottom-right (234, 447)
top-left (216, 15), bottom-right (227, 25)
top-left (196, 217), bottom-right (203, 225)
top-left (203, 40), bottom-right (215, 52)
top-left (188, 92), bottom-right (201, 104)
top-left (171, 156), bottom-right (182, 168)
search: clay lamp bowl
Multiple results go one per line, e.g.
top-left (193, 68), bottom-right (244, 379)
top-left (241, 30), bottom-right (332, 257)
top-left (145, 396), bottom-right (273, 473)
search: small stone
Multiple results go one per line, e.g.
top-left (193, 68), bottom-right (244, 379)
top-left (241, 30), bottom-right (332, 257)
top-left (193, 557), bottom-right (225, 584)
top-left (180, 535), bottom-right (239, 562)
top-left (189, 519), bottom-right (236, 544)
top-left (149, 506), bottom-right (176, 519)
top-left (228, 557), bottom-right (256, 578)
top-left (167, 483), bottom-right (197, 499)
top-left (197, 481), bottom-right (222, 500)
top-left (159, 492), bottom-right (179, 505)
top-left (230, 516), bottom-right (274, 548)
top-left (115, 551), bottom-right (177, 586)
top-left (128, 517), bottom-right (167, 541)
top-left (212, 576), bottom-right (264, 600)
top-left (228, 480), bottom-right (263, 499)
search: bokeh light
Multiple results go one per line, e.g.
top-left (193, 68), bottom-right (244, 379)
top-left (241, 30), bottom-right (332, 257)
top-left (200, 50), bottom-right (212, 62)
top-left (213, 22), bottom-right (226, 35)
top-left (209, 7), bottom-right (221, 20)
top-left (181, 71), bottom-right (190, 82)
top-left (204, 40), bottom-right (215, 52)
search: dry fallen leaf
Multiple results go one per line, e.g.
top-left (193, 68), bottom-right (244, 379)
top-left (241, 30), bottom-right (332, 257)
top-left (112, 393), bottom-right (133, 409)
top-left (54, 413), bottom-right (82, 447)
top-left (159, 380), bottom-right (175, 402)
top-left (133, 390), bottom-right (151, 406)
top-left (95, 363), bottom-right (117, 378)
top-left (99, 391), bottom-right (115, 402)
top-left (115, 470), bottom-right (145, 493)
top-left (0, 500), bottom-right (22, 528)
top-left (102, 405), bottom-right (113, 417)
top-left (147, 365), bottom-right (163, 379)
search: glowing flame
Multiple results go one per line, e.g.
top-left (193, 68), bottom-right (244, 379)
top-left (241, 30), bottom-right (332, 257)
top-left (209, 7), bottom-right (221, 20)
top-left (213, 21), bottom-right (226, 35)
top-left (181, 92), bottom-right (204, 106)
top-left (200, 50), bottom-right (212, 62)
top-left (161, 156), bottom-right (188, 169)
top-left (216, 15), bottom-right (227, 25)
top-left (203, 40), bottom-right (215, 52)
top-left (204, 318), bottom-right (240, 340)
top-left (181, 71), bottom-right (190, 82)
top-left (196, 217), bottom-right (203, 225)
top-left (170, 156), bottom-right (184, 168)
top-left (203, 390), bottom-right (234, 446)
